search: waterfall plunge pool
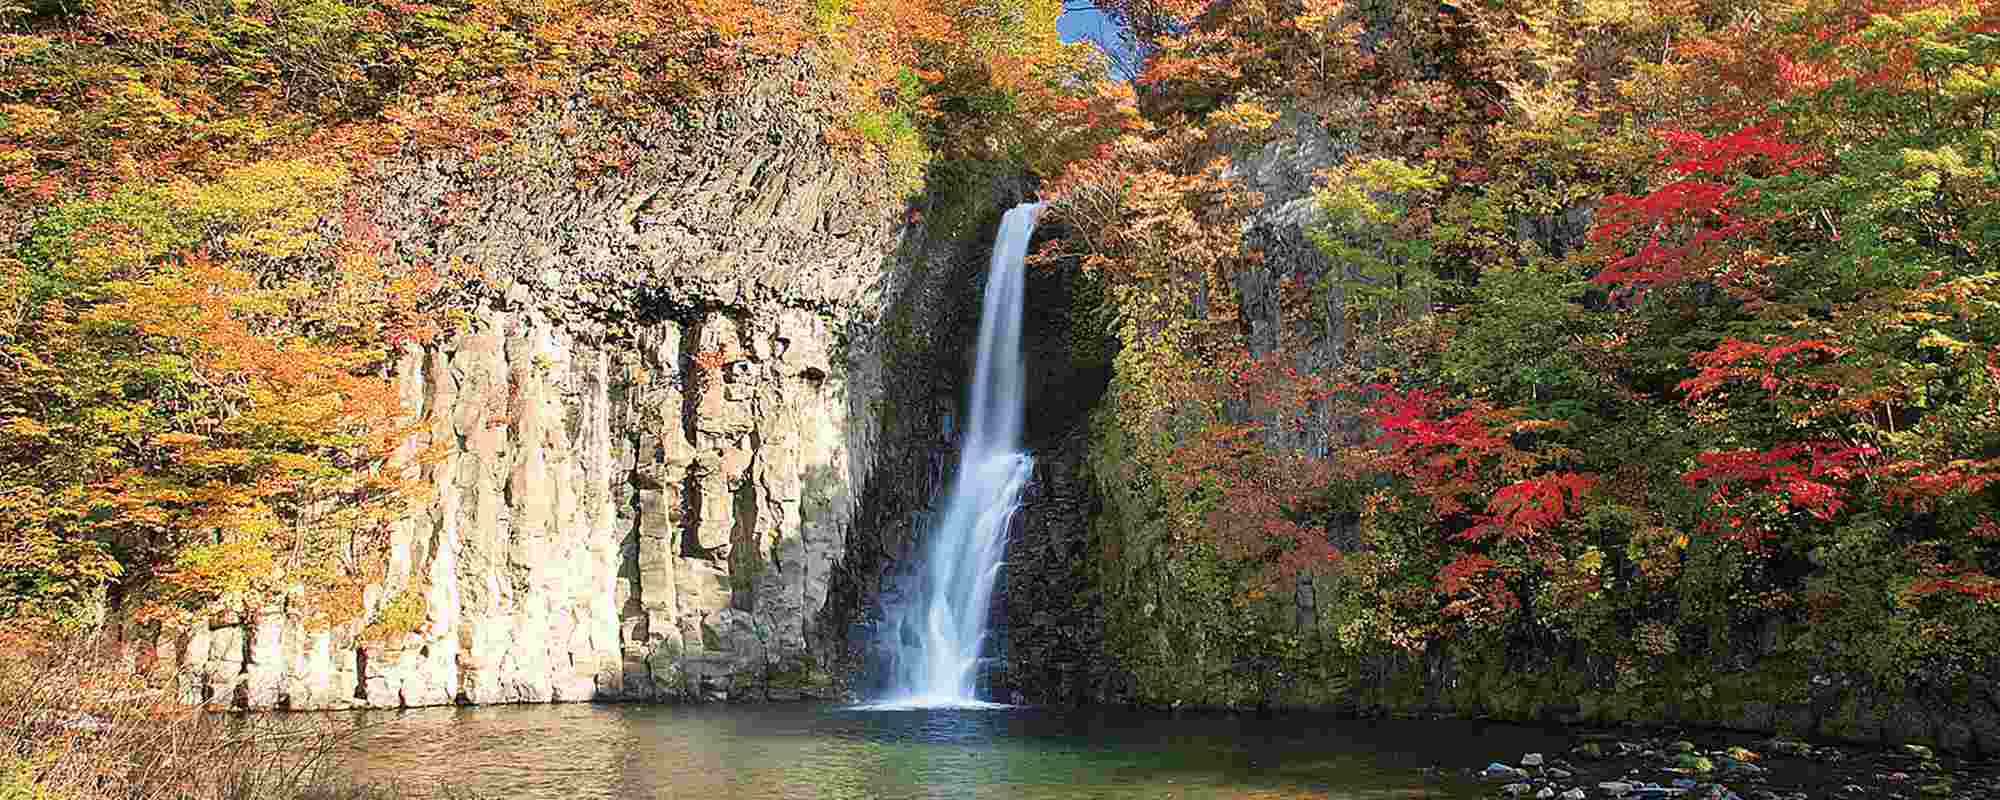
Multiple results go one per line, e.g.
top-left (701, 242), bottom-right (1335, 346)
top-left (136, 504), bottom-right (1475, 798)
top-left (328, 702), bottom-right (1565, 798)
top-left (318, 209), bottom-right (1556, 798)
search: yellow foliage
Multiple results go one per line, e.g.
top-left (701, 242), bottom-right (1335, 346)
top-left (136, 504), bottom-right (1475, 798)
top-left (361, 587), bottom-right (428, 642)
top-left (167, 538), bottom-right (282, 603)
top-left (1208, 97), bottom-right (1281, 135)
top-left (169, 159), bottom-right (351, 260)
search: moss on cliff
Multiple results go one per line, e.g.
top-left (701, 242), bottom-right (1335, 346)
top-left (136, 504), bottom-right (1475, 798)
top-left (1087, 367), bottom-right (1992, 749)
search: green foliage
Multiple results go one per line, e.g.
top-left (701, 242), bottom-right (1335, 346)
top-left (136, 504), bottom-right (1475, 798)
top-left (1065, 267), bottom-right (1115, 369)
top-left (361, 588), bottom-right (427, 643)
top-left (0, 0), bottom-right (1106, 630)
top-left (917, 158), bottom-right (1008, 239)
top-left (813, 0), bottom-right (850, 32)
top-left (1310, 158), bottom-right (1445, 278)
top-left (0, 757), bottom-right (31, 800)
top-left (1437, 267), bottom-right (1610, 421)
top-left (1308, 157), bottom-right (1449, 362)
top-left (850, 106), bottom-right (931, 195)
top-left (1062, 0), bottom-right (2000, 722)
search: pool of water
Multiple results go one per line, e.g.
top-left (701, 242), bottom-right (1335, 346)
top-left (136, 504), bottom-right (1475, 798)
top-left (331, 703), bottom-right (1575, 799)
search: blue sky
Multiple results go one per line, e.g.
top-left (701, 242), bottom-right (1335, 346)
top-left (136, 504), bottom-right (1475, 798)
top-left (1055, 3), bottom-right (1137, 80)
top-left (1055, 3), bottom-right (1116, 41)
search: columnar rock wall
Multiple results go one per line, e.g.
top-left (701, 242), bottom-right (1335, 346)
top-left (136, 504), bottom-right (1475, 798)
top-left (128, 64), bottom-right (1002, 709)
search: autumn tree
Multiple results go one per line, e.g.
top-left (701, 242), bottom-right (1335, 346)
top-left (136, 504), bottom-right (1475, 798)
top-left (1, 0), bottom-right (1101, 627)
top-left (1047, 0), bottom-right (2000, 704)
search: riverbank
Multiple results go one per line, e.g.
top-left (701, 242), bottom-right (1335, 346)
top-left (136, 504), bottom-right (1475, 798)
top-left (1459, 729), bottom-right (2000, 800)
top-left (0, 624), bottom-right (441, 800)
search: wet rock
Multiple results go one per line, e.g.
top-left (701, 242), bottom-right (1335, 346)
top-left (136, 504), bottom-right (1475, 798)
top-left (1678, 755), bottom-right (1715, 773)
top-left (1466, 730), bottom-right (1997, 800)
top-left (1720, 759), bottom-right (1763, 776)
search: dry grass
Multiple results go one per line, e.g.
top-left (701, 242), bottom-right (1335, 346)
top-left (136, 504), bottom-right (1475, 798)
top-left (0, 621), bottom-right (444, 800)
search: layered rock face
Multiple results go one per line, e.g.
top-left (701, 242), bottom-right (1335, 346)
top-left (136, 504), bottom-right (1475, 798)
top-left (144, 66), bottom-right (995, 709)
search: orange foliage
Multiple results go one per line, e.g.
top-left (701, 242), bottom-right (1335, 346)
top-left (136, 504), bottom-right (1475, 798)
top-left (1064, 0), bottom-right (2000, 676)
top-left (0, 0), bottom-right (1097, 627)
top-left (692, 349), bottom-right (729, 373)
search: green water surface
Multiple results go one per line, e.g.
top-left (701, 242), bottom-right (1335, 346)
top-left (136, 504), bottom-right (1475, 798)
top-left (333, 703), bottom-right (1567, 799)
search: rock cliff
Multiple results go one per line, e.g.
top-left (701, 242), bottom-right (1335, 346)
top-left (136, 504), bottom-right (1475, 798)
top-left (993, 426), bottom-right (1108, 705)
top-left (1081, 110), bottom-right (2000, 754)
top-left (125, 65), bottom-right (1011, 710)
top-left (986, 241), bottom-right (1115, 705)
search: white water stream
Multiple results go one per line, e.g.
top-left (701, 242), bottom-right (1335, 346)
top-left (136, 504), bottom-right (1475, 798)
top-left (872, 203), bottom-right (1042, 708)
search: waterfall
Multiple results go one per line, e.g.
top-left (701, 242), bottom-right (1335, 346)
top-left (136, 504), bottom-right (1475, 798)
top-left (877, 202), bottom-right (1042, 707)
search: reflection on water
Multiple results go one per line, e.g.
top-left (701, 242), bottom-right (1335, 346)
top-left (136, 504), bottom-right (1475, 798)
top-left (332, 704), bottom-right (1567, 799)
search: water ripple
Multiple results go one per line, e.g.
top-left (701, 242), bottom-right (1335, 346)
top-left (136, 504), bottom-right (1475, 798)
top-left (329, 704), bottom-right (1564, 799)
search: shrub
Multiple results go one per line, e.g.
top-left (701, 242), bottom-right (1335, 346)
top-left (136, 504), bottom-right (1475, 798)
top-left (0, 619), bottom-right (432, 800)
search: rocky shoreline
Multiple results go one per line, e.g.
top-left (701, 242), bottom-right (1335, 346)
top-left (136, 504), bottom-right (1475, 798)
top-left (1461, 731), bottom-right (1999, 800)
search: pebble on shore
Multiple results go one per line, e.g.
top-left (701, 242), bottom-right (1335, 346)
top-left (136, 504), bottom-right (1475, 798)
top-left (1468, 732), bottom-right (1997, 800)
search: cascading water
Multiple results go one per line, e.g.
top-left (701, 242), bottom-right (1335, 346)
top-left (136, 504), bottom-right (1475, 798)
top-left (875, 202), bottom-right (1042, 708)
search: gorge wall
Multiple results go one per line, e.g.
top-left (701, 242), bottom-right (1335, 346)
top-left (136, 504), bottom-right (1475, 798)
top-left (91, 57), bottom-right (1995, 755)
top-left (986, 238), bottom-right (1117, 706)
top-left (1077, 109), bottom-right (2000, 754)
top-left (119, 66), bottom-right (1015, 710)
top-left (829, 208), bottom-right (1109, 703)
